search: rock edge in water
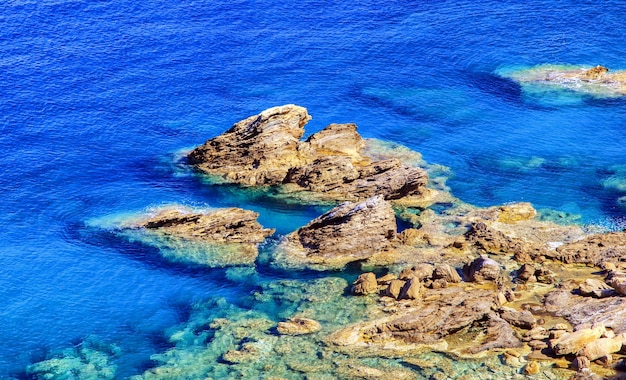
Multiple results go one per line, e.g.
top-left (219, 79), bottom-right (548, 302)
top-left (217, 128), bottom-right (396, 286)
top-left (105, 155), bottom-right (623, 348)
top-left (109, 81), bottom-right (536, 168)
top-left (503, 64), bottom-right (626, 97)
top-left (187, 104), bottom-right (432, 205)
top-left (119, 205), bottom-right (274, 266)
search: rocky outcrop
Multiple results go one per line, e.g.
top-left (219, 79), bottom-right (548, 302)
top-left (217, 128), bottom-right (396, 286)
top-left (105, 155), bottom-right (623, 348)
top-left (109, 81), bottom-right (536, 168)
top-left (464, 221), bottom-right (545, 260)
top-left (503, 64), bottom-right (626, 97)
top-left (187, 105), bottom-right (310, 186)
top-left (122, 205), bottom-right (274, 266)
top-left (554, 231), bottom-right (626, 266)
top-left (274, 195), bottom-right (399, 270)
top-left (545, 289), bottom-right (626, 334)
top-left (187, 105), bottom-right (430, 204)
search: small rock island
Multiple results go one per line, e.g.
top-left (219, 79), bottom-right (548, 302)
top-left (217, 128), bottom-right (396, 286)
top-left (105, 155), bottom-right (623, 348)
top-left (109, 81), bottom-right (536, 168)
top-left (503, 64), bottom-right (626, 98)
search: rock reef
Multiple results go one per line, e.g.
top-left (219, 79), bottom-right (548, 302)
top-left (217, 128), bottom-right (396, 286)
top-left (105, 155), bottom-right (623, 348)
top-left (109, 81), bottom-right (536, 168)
top-left (119, 205), bottom-right (274, 266)
top-left (187, 105), bottom-right (432, 205)
top-left (503, 64), bottom-right (626, 97)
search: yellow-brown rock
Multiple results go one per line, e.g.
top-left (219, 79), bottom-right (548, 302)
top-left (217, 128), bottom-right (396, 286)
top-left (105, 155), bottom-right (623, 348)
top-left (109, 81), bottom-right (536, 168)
top-left (398, 278), bottom-right (423, 300)
top-left (551, 325), bottom-right (606, 356)
top-left (274, 195), bottom-right (399, 270)
top-left (276, 317), bottom-right (322, 336)
top-left (496, 202), bottom-right (537, 224)
top-left (523, 361), bottom-right (540, 375)
top-left (187, 105), bottom-right (429, 204)
top-left (352, 272), bottom-right (378, 295)
top-left (384, 279), bottom-right (406, 299)
top-left (577, 334), bottom-right (626, 361)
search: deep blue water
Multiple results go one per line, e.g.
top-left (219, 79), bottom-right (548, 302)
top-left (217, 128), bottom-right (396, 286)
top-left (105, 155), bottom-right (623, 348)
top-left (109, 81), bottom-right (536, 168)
top-left (1, 0), bottom-right (626, 377)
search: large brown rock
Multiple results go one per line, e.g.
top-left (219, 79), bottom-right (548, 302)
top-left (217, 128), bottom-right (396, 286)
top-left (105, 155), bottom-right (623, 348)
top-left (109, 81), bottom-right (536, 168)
top-left (327, 286), bottom-right (522, 354)
top-left (123, 205), bottom-right (274, 266)
top-left (188, 105), bottom-right (310, 186)
top-left (187, 105), bottom-right (429, 204)
top-left (577, 334), bottom-right (626, 361)
top-left (555, 231), bottom-right (626, 266)
top-left (274, 195), bottom-right (399, 270)
top-left (550, 325), bottom-right (606, 356)
top-left (499, 307), bottom-right (536, 330)
top-left (464, 255), bottom-right (502, 284)
top-left (352, 272), bottom-right (378, 295)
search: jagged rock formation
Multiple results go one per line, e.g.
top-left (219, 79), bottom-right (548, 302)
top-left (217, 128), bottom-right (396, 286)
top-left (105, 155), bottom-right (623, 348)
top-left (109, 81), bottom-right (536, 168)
top-left (121, 205), bottom-right (274, 266)
top-left (187, 105), bottom-right (430, 204)
top-left (274, 195), bottom-right (400, 270)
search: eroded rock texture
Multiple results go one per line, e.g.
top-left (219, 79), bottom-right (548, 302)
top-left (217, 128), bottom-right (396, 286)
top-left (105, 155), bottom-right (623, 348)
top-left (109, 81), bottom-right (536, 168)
top-left (275, 195), bottom-right (399, 270)
top-left (124, 206), bottom-right (274, 266)
top-left (187, 105), bottom-right (429, 204)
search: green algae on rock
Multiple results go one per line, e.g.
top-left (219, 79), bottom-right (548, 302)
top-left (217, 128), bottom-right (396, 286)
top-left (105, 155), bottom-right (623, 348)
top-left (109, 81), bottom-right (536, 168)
top-left (114, 205), bottom-right (274, 267)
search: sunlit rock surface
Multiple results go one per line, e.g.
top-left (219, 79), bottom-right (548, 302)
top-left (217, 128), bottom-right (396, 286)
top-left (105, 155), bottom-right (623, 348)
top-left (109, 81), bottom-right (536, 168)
top-left (85, 105), bottom-right (626, 379)
top-left (274, 195), bottom-right (401, 270)
top-left (117, 205), bottom-right (274, 267)
top-left (187, 105), bottom-right (431, 205)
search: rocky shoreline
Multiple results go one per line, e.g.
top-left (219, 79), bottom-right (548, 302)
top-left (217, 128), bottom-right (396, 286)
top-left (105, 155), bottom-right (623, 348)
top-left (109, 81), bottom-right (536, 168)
top-left (65, 105), bottom-right (626, 379)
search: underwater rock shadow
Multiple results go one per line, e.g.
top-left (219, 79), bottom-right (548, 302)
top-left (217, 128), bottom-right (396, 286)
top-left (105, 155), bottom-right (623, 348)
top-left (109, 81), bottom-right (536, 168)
top-left (65, 222), bottom-right (252, 281)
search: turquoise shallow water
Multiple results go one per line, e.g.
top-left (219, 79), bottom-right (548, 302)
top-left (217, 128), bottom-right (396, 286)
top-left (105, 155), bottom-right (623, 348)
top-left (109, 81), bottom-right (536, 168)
top-left (1, 0), bottom-right (625, 377)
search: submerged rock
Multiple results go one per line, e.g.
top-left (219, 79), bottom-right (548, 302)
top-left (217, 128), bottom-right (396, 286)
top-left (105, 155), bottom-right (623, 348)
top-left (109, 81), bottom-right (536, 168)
top-left (274, 195), bottom-right (399, 270)
top-left (187, 105), bottom-right (430, 204)
top-left (120, 205), bottom-right (274, 266)
top-left (276, 317), bottom-right (322, 335)
top-left (327, 286), bottom-right (522, 355)
top-left (502, 64), bottom-right (626, 98)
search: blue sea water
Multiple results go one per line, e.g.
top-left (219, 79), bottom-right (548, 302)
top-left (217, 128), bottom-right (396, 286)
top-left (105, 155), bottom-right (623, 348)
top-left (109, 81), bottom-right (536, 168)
top-left (1, 0), bottom-right (626, 377)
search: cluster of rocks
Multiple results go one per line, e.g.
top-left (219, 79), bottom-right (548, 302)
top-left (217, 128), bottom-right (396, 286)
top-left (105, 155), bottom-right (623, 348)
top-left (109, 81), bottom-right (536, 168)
top-left (111, 105), bottom-right (626, 379)
top-left (335, 257), bottom-right (531, 356)
top-left (344, 259), bottom-right (626, 378)
top-left (187, 104), bottom-right (433, 205)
